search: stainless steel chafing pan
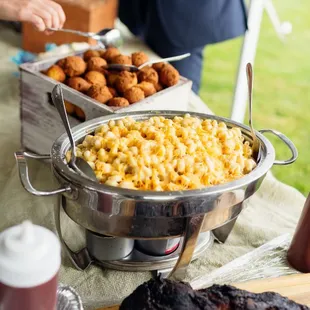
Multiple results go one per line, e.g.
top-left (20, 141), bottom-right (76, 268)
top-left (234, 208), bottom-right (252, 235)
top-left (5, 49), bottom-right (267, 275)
top-left (15, 110), bottom-right (297, 239)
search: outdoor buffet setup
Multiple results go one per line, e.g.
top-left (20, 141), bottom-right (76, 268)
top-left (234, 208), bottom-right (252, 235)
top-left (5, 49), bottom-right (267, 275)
top-left (9, 26), bottom-right (306, 309)
top-left (15, 104), bottom-right (298, 278)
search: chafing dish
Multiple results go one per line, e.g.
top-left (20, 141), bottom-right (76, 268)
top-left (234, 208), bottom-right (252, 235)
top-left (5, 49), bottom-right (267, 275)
top-left (15, 110), bottom-right (297, 279)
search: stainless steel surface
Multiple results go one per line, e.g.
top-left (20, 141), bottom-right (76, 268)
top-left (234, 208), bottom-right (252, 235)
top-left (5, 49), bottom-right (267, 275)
top-left (246, 63), bottom-right (260, 161)
top-left (48, 27), bottom-right (95, 38)
top-left (57, 283), bottom-right (84, 310)
top-left (57, 195), bottom-right (213, 273)
top-left (52, 84), bottom-right (97, 182)
top-left (55, 199), bottom-right (92, 271)
top-left (47, 28), bottom-right (122, 48)
top-left (168, 214), bottom-right (205, 280)
top-left (212, 217), bottom-right (239, 244)
top-left (135, 238), bottom-right (180, 256)
top-left (106, 52), bottom-right (191, 72)
top-left (14, 151), bottom-right (71, 196)
top-left (259, 129), bottom-right (298, 165)
top-left (86, 230), bottom-right (134, 261)
top-left (15, 111), bottom-right (298, 239)
top-left (98, 232), bottom-right (213, 273)
top-left (15, 110), bottom-right (298, 278)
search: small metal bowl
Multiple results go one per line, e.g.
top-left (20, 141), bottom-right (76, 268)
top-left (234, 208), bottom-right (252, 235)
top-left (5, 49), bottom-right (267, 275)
top-left (57, 283), bottom-right (84, 310)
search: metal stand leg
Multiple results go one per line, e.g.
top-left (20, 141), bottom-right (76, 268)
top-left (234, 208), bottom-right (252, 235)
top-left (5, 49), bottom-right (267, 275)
top-left (230, 0), bottom-right (292, 123)
top-left (212, 218), bottom-right (238, 244)
top-left (168, 215), bottom-right (205, 280)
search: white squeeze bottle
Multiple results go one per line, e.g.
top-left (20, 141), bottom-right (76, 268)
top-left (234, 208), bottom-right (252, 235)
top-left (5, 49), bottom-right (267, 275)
top-left (0, 220), bottom-right (61, 310)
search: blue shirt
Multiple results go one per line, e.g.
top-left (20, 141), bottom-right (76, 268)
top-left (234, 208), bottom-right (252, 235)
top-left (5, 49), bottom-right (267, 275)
top-left (118, 0), bottom-right (247, 50)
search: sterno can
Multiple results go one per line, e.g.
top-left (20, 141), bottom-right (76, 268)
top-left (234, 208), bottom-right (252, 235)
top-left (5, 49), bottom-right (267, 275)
top-left (135, 238), bottom-right (180, 256)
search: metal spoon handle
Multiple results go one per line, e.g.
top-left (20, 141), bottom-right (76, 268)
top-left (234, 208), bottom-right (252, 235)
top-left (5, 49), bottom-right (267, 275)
top-left (138, 53), bottom-right (191, 69)
top-left (51, 84), bottom-right (77, 163)
top-left (48, 27), bottom-right (94, 38)
top-left (246, 63), bottom-right (254, 130)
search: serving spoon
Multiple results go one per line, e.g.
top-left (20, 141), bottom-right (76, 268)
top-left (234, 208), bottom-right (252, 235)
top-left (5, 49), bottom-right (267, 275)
top-left (246, 63), bottom-right (261, 161)
top-left (105, 52), bottom-right (191, 72)
top-left (51, 84), bottom-right (97, 181)
top-left (47, 28), bottom-right (122, 48)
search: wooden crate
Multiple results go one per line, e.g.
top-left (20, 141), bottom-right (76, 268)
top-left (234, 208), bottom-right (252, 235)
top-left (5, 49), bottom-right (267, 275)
top-left (20, 51), bottom-right (192, 154)
top-left (22, 0), bottom-right (119, 53)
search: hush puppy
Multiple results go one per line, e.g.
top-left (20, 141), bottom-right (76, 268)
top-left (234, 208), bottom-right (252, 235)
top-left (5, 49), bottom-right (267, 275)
top-left (75, 107), bottom-right (86, 121)
top-left (111, 54), bottom-right (132, 66)
top-left (106, 71), bottom-right (120, 87)
top-left (45, 65), bottom-right (66, 82)
top-left (108, 97), bottom-right (130, 108)
top-left (115, 71), bottom-right (138, 93)
top-left (154, 83), bottom-right (164, 92)
top-left (124, 86), bottom-right (145, 104)
top-left (132, 51), bottom-right (149, 67)
top-left (87, 57), bottom-right (107, 73)
top-left (83, 49), bottom-right (100, 61)
top-left (84, 71), bottom-right (106, 86)
top-left (102, 47), bottom-right (120, 63)
top-left (137, 66), bottom-right (158, 86)
top-left (87, 85), bottom-right (113, 104)
top-left (107, 87), bottom-right (118, 97)
top-left (56, 58), bottom-right (66, 68)
top-left (136, 81), bottom-right (156, 97)
top-left (159, 64), bottom-right (180, 87)
top-left (63, 56), bottom-right (87, 77)
top-left (64, 100), bottom-right (75, 115)
top-left (152, 62), bottom-right (165, 72)
top-left (67, 77), bottom-right (91, 93)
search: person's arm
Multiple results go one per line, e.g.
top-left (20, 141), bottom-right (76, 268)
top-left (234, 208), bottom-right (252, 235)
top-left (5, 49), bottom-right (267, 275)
top-left (0, 0), bottom-right (66, 32)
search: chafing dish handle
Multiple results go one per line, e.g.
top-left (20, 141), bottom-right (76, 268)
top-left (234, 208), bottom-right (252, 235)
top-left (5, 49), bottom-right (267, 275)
top-left (259, 129), bottom-right (298, 165)
top-left (14, 151), bottom-right (72, 196)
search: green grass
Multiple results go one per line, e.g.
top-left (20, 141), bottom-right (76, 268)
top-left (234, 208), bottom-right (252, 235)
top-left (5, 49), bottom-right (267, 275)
top-left (200, 0), bottom-right (310, 196)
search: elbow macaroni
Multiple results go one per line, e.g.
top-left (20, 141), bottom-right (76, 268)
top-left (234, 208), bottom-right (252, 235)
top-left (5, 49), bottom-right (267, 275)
top-left (66, 114), bottom-right (256, 191)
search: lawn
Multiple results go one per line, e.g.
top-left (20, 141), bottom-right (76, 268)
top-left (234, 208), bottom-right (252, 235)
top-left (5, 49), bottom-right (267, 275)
top-left (200, 0), bottom-right (310, 196)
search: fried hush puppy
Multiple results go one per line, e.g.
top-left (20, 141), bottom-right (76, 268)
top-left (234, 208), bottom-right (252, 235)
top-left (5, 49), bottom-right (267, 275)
top-left (108, 97), bottom-right (129, 107)
top-left (111, 54), bottom-right (132, 66)
top-left (132, 51), bottom-right (149, 67)
top-left (107, 87), bottom-right (118, 97)
top-left (87, 57), bottom-right (107, 73)
top-left (159, 64), bottom-right (180, 87)
top-left (87, 85), bottom-right (113, 104)
top-left (75, 107), bottom-right (85, 121)
top-left (137, 66), bottom-right (158, 86)
top-left (106, 71), bottom-right (119, 87)
top-left (67, 77), bottom-right (91, 93)
top-left (45, 65), bottom-right (66, 82)
top-left (154, 83), bottom-right (164, 92)
top-left (84, 71), bottom-right (106, 86)
top-left (102, 47), bottom-right (120, 63)
top-left (115, 71), bottom-right (138, 93)
top-left (64, 100), bottom-right (75, 114)
top-left (124, 86), bottom-right (145, 104)
top-left (56, 58), bottom-right (66, 68)
top-left (136, 81), bottom-right (156, 97)
top-left (83, 49), bottom-right (100, 61)
top-left (62, 56), bottom-right (87, 77)
top-left (152, 62), bottom-right (165, 72)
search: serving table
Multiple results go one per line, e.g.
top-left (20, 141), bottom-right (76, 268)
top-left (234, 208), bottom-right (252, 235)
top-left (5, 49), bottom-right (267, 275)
top-left (0, 22), bottom-right (305, 309)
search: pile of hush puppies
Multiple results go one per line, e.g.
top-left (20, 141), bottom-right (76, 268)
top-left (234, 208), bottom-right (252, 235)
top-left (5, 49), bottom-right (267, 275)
top-left (43, 47), bottom-right (180, 120)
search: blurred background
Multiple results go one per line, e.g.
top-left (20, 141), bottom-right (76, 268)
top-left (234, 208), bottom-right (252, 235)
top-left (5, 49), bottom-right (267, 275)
top-left (200, 0), bottom-right (310, 195)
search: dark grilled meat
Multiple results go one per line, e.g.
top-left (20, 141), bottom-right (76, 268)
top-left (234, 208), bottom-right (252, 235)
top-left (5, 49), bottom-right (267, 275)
top-left (120, 277), bottom-right (309, 310)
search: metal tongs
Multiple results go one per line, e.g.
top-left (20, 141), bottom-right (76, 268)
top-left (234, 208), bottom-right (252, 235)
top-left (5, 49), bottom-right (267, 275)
top-left (47, 27), bottom-right (122, 48)
top-left (105, 53), bottom-right (191, 72)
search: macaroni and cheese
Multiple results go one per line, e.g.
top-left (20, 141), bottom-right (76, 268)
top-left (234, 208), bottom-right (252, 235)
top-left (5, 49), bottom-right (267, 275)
top-left (66, 114), bottom-right (256, 191)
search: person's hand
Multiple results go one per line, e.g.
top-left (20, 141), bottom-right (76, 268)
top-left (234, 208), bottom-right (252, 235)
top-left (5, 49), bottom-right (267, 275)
top-left (0, 0), bottom-right (66, 33)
